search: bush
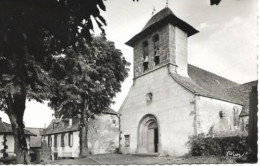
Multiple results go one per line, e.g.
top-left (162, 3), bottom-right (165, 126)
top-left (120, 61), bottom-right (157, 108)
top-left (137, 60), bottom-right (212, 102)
top-left (187, 134), bottom-right (248, 156)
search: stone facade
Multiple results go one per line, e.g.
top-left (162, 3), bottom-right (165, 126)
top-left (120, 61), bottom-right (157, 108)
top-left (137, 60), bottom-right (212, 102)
top-left (88, 114), bottom-right (119, 154)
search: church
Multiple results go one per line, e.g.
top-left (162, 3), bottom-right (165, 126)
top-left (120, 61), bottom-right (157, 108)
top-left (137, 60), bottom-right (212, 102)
top-left (118, 8), bottom-right (257, 156)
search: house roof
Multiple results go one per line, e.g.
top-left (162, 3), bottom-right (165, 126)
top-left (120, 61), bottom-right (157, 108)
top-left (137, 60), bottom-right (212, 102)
top-left (126, 7), bottom-right (198, 47)
top-left (0, 121), bottom-right (36, 136)
top-left (42, 117), bottom-right (80, 135)
top-left (43, 108), bottom-right (117, 135)
top-left (168, 64), bottom-right (255, 105)
top-left (102, 107), bottom-right (118, 115)
top-left (25, 128), bottom-right (44, 148)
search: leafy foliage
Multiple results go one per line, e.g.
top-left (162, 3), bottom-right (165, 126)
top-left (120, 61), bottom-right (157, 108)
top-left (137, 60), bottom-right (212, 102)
top-left (49, 35), bottom-right (130, 118)
top-left (0, 0), bottom-right (106, 108)
top-left (187, 134), bottom-right (248, 156)
top-left (0, 0), bottom-right (106, 163)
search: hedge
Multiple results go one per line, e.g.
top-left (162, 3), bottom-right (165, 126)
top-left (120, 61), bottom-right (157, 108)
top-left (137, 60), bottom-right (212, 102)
top-left (187, 135), bottom-right (248, 156)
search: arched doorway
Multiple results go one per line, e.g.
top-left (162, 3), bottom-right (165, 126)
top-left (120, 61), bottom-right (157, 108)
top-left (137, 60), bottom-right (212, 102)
top-left (137, 114), bottom-right (159, 154)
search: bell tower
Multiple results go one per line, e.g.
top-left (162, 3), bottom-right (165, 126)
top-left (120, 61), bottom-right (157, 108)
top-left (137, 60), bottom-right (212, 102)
top-left (126, 8), bottom-right (198, 78)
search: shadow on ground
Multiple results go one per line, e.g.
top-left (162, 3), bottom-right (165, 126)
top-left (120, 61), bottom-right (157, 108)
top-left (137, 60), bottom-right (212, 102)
top-left (50, 154), bottom-right (237, 165)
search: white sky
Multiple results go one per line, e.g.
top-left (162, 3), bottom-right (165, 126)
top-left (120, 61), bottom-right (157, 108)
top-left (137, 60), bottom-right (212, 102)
top-left (0, 0), bottom-right (258, 128)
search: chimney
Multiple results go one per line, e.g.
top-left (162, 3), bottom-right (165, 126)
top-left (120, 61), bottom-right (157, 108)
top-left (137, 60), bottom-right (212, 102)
top-left (69, 118), bottom-right (72, 126)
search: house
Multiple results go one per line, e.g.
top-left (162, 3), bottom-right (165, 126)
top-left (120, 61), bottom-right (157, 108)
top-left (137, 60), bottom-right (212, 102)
top-left (25, 127), bottom-right (44, 162)
top-left (42, 108), bottom-right (119, 159)
top-left (0, 118), bottom-right (36, 158)
top-left (119, 7), bottom-right (257, 156)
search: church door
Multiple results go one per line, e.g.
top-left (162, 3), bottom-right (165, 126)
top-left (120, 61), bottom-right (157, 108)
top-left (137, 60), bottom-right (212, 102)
top-left (137, 114), bottom-right (159, 154)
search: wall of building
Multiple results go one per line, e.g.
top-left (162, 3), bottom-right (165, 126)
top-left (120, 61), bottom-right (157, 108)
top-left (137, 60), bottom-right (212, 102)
top-left (0, 134), bottom-right (30, 157)
top-left (88, 114), bottom-right (119, 154)
top-left (43, 131), bottom-right (80, 158)
top-left (196, 96), bottom-right (243, 136)
top-left (119, 66), bottom-right (196, 156)
top-left (175, 27), bottom-right (188, 77)
top-left (43, 114), bottom-right (119, 158)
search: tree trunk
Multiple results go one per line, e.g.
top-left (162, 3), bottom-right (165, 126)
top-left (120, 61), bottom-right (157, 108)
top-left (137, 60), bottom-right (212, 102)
top-left (79, 98), bottom-right (89, 157)
top-left (5, 83), bottom-right (30, 164)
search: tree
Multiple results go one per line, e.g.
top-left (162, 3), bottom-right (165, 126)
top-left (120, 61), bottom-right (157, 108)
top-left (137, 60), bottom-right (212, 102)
top-left (49, 35), bottom-right (129, 156)
top-left (0, 0), bottom-right (106, 163)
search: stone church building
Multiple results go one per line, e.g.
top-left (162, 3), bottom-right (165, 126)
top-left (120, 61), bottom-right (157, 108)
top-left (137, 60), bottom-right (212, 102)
top-left (119, 8), bottom-right (257, 156)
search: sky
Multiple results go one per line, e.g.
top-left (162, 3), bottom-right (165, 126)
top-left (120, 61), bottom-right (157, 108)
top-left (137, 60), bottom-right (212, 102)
top-left (0, 0), bottom-right (258, 128)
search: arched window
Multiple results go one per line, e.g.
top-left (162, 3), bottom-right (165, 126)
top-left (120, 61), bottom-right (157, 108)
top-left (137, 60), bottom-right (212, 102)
top-left (153, 35), bottom-right (159, 66)
top-left (142, 41), bottom-right (149, 71)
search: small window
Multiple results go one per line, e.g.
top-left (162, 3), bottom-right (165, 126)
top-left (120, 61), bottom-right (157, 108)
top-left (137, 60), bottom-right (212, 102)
top-left (68, 132), bottom-right (73, 147)
top-left (54, 134), bottom-right (58, 147)
top-left (61, 133), bottom-right (65, 147)
top-left (125, 135), bottom-right (130, 147)
top-left (48, 136), bottom-right (52, 147)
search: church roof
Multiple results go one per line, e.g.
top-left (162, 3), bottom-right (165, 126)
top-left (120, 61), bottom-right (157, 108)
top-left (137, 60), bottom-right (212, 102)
top-left (169, 64), bottom-right (256, 105)
top-left (227, 80), bottom-right (258, 114)
top-left (126, 7), bottom-right (198, 47)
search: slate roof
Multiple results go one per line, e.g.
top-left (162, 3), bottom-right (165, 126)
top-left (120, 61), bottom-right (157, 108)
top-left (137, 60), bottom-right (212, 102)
top-left (0, 121), bottom-right (36, 136)
top-left (42, 117), bottom-right (80, 135)
top-left (126, 7), bottom-right (198, 47)
top-left (102, 107), bottom-right (118, 115)
top-left (25, 128), bottom-right (44, 148)
top-left (169, 64), bottom-right (256, 105)
top-left (43, 108), bottom-right (117, 135)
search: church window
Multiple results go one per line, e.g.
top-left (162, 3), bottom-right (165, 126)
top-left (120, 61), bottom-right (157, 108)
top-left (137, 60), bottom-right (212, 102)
top-left (124, 135), bottom-right (130, 147)
top-left (153, 35), bottom-right (160, 66)
top-left (142, 41), bottom-right (149, 71)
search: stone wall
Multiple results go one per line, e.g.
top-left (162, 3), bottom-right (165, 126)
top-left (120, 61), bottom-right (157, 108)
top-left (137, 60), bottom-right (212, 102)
top-left (133, 24), bottom-right (172, 77)
top-left (132, 24), bottom-right (189, 78)
top-left (196, 95), bottom-right (243, 136)
top-left (88, 114), bottom-right (119, 154)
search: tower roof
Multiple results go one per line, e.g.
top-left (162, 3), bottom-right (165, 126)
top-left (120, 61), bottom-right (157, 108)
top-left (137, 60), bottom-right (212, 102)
top-left (126, 7), bottom-right (199, 47)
